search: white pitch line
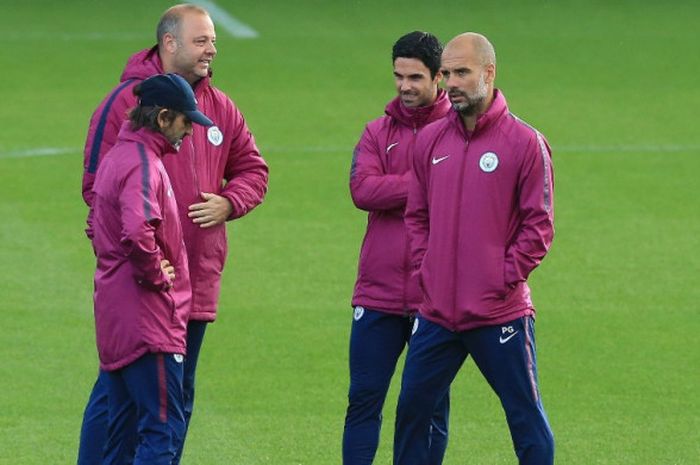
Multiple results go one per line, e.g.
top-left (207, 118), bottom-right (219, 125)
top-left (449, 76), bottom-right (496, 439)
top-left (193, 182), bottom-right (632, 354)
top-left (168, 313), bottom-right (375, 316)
top-left (193, 0), bottom-right (259, 38)
top-left (0, 147), bottom-right (80, 159)
top-left (6, 32), bottom-right (151, 41)
top-left (2, 144), bottom-right (699, 160)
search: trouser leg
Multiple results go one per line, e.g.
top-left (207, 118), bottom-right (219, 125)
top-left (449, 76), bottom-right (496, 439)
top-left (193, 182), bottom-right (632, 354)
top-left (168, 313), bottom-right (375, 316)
top-left (343, 308), bottom-right (410, 465)
top-left (468, 317), bottom-right (554, 465)
top-left (172, 320), bottom-right (208, 465)
top-left (103, 369), bottom-right (138, 465)
top-left (119, 353), bottom-right (186, 465)
top-left (427, 389), bottom-right (449, 465)
top-left (394, 318), bottom-right (466, 465)
top-left (77, 371), bottom-right (109, 465)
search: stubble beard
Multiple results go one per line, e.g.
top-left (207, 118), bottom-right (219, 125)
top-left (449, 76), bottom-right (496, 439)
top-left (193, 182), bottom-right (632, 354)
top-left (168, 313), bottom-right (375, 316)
top-left (450, 74), bottom-right (488, 116)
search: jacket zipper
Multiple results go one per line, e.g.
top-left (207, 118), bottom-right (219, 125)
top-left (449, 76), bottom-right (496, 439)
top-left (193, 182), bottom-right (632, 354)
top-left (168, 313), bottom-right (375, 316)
top-left (189, 137), bottom-right (199, 197)
top-left (188, 137), bottom-right (199, 314)
top-left (403, 239), bottom-right (411, 315)
top-left (404, 124), bottom-right (420, 314)
top-left (451, 134), bottom-right (470, 331)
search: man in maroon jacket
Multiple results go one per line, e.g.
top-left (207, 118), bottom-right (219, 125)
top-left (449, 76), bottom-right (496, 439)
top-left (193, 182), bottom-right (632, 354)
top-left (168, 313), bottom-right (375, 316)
top-left (344, 31), bottom-right (451, 465)
top-left (90, 73), bottom-right (212, 465)
top-left (78, 4), bottom-right (268, 464)
top-left (394, 33), bottom-right (555, 465)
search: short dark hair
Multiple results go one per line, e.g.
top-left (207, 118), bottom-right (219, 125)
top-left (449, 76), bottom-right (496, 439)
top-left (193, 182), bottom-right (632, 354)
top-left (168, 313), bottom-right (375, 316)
top-left (392, 31), bottom-right (443, 79)
top-left (129, 83), bottom-right (181, 132)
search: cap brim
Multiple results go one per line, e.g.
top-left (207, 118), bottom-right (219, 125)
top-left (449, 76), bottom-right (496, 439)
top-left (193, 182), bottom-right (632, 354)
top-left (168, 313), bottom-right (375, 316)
top-left (186, 110), bottom-right (214, 127)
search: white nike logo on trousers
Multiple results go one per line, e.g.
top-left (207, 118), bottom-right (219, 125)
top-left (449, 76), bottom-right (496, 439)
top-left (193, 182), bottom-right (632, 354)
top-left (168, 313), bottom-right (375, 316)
top-left (499, 331), bottom-right (519, 344)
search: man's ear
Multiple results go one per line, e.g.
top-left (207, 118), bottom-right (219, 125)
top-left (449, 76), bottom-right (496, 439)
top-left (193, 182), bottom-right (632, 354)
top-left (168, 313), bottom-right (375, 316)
top-left (162, 32), bottom-right (178, 54)
top-left (485, 63), bottom-right (496, 85)
top-left (156, 109), bottom-right (170, 129)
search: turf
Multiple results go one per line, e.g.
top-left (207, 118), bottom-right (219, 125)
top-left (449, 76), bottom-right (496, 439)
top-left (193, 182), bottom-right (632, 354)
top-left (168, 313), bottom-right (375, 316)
top-left (1, 1), bottom-right (698, 464)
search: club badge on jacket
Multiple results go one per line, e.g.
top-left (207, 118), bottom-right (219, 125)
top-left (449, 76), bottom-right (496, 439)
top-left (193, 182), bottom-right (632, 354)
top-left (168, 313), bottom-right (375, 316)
top-left (479, 152), bottom-right (499, 172)
top-left (207, 126), bottom-right (223, 146)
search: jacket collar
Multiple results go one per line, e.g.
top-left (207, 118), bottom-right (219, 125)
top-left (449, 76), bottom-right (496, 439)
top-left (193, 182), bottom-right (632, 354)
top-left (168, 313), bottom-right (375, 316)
top-left (385, 89), bottom-right (451, 129)
top-left (120, 46), bottom-right (212, 96)
top-left (117, 121), bottom-right (179, 158)
top-left (450, 88), bottom-right (509, 138)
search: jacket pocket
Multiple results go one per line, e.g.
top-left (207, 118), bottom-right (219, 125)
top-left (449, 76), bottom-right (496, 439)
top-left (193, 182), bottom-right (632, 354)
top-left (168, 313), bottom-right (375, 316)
top-left (199, 225), bottom-right (227, 271)
top-left (480, 246), bottom-right (508, 300)
top-left (161, 288), bottom-right (177, 322)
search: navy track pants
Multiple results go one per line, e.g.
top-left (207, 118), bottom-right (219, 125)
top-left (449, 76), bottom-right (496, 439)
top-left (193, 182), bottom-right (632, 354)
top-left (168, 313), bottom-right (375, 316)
top-left (77, 320), bottom-right (207, 464)
top-left (103, 353), bottom-right (185, 465)
top-left (393, 316), bottom-right (554, 465)
top-left (343, 307), bottom-right (449, 465)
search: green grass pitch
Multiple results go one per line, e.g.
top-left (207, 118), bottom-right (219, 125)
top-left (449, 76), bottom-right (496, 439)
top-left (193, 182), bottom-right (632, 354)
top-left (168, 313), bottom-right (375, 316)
top-left (1, 1), bottom-right (699, 463)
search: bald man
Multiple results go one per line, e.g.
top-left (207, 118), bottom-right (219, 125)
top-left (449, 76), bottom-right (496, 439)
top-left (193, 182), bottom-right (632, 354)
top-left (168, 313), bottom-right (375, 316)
top-left (79, 4), bottom-right (268, 464)
top-left (394, 33), bottom-right (555, 465)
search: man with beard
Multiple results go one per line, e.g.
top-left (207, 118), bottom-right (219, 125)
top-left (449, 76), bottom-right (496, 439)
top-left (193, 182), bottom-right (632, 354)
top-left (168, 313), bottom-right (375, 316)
top-left (88, 73), bottom-right (213, 465)
top-left (344, 31), bottom-right (451, 465)
top-left (393, 32), bottom-right (556, 465)
top-left (78, 4), bottom-right (268, 464)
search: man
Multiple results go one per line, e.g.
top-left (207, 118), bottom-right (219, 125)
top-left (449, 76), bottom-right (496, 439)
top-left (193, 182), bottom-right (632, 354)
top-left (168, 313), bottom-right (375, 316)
top-left (89, 73), bottom-right (213, 465)
top-left (79, 4), bottom-right (269, 464)
top-left (394, 32), bottom-right (555, 465)
top-left (344, 31), bottom-right (451, 465)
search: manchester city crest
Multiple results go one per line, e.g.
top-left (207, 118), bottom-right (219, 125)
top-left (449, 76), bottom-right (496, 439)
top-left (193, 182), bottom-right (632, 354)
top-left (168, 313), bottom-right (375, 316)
top-left (479, 152), bottom-right (499, 173)
top-left (353, 306), bottom-right (365, 321)
top-left (207, 126), bottom-right (223, 146)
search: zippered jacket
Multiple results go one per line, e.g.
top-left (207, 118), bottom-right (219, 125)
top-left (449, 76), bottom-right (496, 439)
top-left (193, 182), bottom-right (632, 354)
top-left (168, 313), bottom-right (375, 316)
top-left (82, 47), bottom-right (269, 321)
top-left (406, 90), bottom-right (554, 331)
top-left (90, 124), bottom-right (191, 371)
top-left (350, 90), bottom-right (451, 314)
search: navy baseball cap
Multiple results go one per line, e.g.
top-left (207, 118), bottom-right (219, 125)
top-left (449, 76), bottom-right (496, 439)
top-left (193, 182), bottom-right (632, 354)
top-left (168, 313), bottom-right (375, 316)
top-left (138, 73), bottom-right (214, 127)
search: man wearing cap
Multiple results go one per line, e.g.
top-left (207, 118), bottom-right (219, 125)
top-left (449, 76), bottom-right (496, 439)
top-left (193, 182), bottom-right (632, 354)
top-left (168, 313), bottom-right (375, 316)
top-left (88, 73), bottom-right (213, 465)
top-left (344, 31), bottom-right (451, 465)
top-left (393, 32), bottom-right (555, 465)
top-left (78, 4), bottom-right (269, 464)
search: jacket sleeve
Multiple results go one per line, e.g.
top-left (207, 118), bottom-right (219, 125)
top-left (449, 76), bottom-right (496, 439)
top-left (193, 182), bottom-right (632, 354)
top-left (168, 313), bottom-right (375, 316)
top-left (504, 132), bottom-right (555, 287)
top-left (349, 125), bottom-right (410, 212)
top-left (118, 163), bottom-right (171, 291)
top-left (82, 81), bottom-right (137, 208)
top-left (219, 104), bottom-right (269, 220)
top-left (404, 134), bottom-right (430, 272)
top-left (86, 205), bottom-right (95, 242)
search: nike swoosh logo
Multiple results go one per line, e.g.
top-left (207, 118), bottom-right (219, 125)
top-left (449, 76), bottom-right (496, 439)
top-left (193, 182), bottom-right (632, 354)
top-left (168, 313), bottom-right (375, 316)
top-left (386, 142), bottom-right (399, 153)
top-left (432, 155), bottom-right (450, 165)
top-left (499, 331), bottom-right (519, 344)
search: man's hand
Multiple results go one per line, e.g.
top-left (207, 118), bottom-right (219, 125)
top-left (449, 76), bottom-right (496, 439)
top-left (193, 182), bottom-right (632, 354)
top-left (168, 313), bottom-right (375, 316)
top-left (187, 192), bottom-right (233, 228)
top-left (161, 259), bottom-right (175, 285)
